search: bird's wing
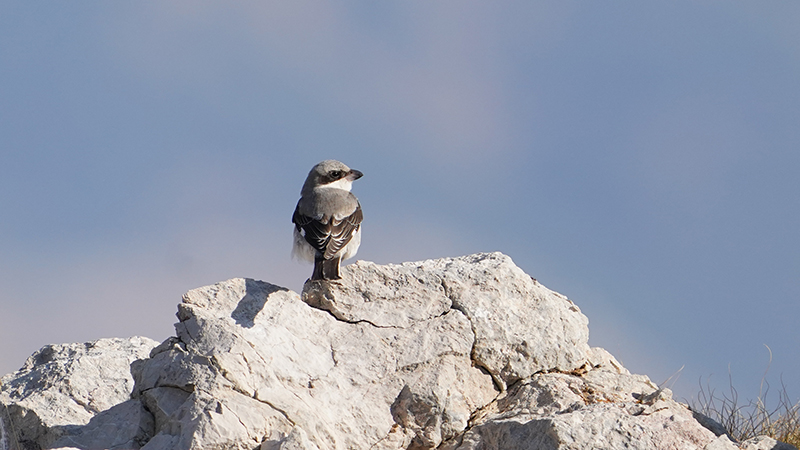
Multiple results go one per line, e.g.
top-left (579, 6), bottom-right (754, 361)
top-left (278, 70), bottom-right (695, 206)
top-left (292, 200), bottom-right (362, 259)
top-left (293, 202), bottom-right (328, 254)
top-left (323, 203), bottom-right (362, 260)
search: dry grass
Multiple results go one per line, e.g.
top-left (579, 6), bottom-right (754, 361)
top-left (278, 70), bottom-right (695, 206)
top-left (691, 347), bottom-right (800, 447)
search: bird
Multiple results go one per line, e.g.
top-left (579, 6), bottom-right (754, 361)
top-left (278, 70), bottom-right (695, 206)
top-left (292, 160), bottom-right (363, 281)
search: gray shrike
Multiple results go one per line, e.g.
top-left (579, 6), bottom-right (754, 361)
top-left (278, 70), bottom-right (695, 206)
top-left (292, 160), bottom-right (363, 281)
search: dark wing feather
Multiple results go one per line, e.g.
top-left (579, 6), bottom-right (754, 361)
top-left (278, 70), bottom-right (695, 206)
top-left (293, 202), bottom-right (330, 255)
top-left (293, 199), bottom-right (362, 260)
top-left (322, 203), bottom-right (362, 260)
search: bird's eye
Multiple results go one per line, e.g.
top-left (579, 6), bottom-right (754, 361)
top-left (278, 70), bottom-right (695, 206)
top-left (330, 171), bottom-right (343, 179)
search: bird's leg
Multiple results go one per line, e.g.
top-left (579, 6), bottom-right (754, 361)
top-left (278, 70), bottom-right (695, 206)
top-left (322, 257), bottom-right (342, 280)
top-left (311, 257), bottom-right (325, 281)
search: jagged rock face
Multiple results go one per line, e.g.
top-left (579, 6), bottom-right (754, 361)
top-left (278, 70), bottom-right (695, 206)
top-left (0, 252), bottom-right (796, 450)
top-left (136, 254), bottom-right (526, 449)
top-left (445, 353), bottom-right (713, 450)
top-left (0, 336), bottom-right (158, 449)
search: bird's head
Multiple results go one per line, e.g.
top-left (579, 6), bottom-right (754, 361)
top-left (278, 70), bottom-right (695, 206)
top-left (302, 160), bottom-right (363, 194)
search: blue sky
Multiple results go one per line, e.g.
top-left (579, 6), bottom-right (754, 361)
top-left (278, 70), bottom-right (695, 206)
top-left (1, 2), bottom-right (799, 403)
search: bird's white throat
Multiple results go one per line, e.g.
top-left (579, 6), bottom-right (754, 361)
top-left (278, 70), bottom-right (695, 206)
top-left (318, 178), bottom-right (353, 192)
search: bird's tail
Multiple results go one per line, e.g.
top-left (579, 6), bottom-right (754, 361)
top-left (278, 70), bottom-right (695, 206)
top-left (311, 257), bottom-right (342, 281)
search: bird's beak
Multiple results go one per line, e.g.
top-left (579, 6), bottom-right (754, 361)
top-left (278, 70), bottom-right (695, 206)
top-left (347, 169), bottom-right (364, 181)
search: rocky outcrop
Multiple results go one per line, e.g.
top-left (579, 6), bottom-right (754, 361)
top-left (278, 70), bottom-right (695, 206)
top-left (0, 253), bottom-right (795, 450)
top-left (0, 336), bottom-right (158, 449)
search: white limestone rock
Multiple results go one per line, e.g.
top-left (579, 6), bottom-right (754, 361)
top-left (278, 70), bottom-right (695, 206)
top-left (50, 399), bottom-right (155, 450)
top-left (444, 365), bottom-right (719, 450)
top-left (432, 253), bottom-right (591, 389)
top-left (3, 252), bottom-right (795, 450)
top-left (742, 436), bottom-right (798, 450)
top-left (0, 336), bottom-right (158, 449)
top-left (304, 252), bottom-right (592, 390)
top-left (301, 259), bottom-right (452, 327)
top-left (135, 275), bottom-right (497, 450)
top-left (129, 252), bottom-right (590, 449)
top-left (705, 435), bottom-right (740, 450)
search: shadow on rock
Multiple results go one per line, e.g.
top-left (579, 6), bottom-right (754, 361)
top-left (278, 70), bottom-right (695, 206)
top-left (49, 399), bottom-right (154, 450)
top-left (231, 279), bottom-right (288, 328)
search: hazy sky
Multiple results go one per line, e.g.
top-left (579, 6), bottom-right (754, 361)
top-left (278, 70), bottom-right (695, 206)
top-left (1, 2), bottom-right (799, 403)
